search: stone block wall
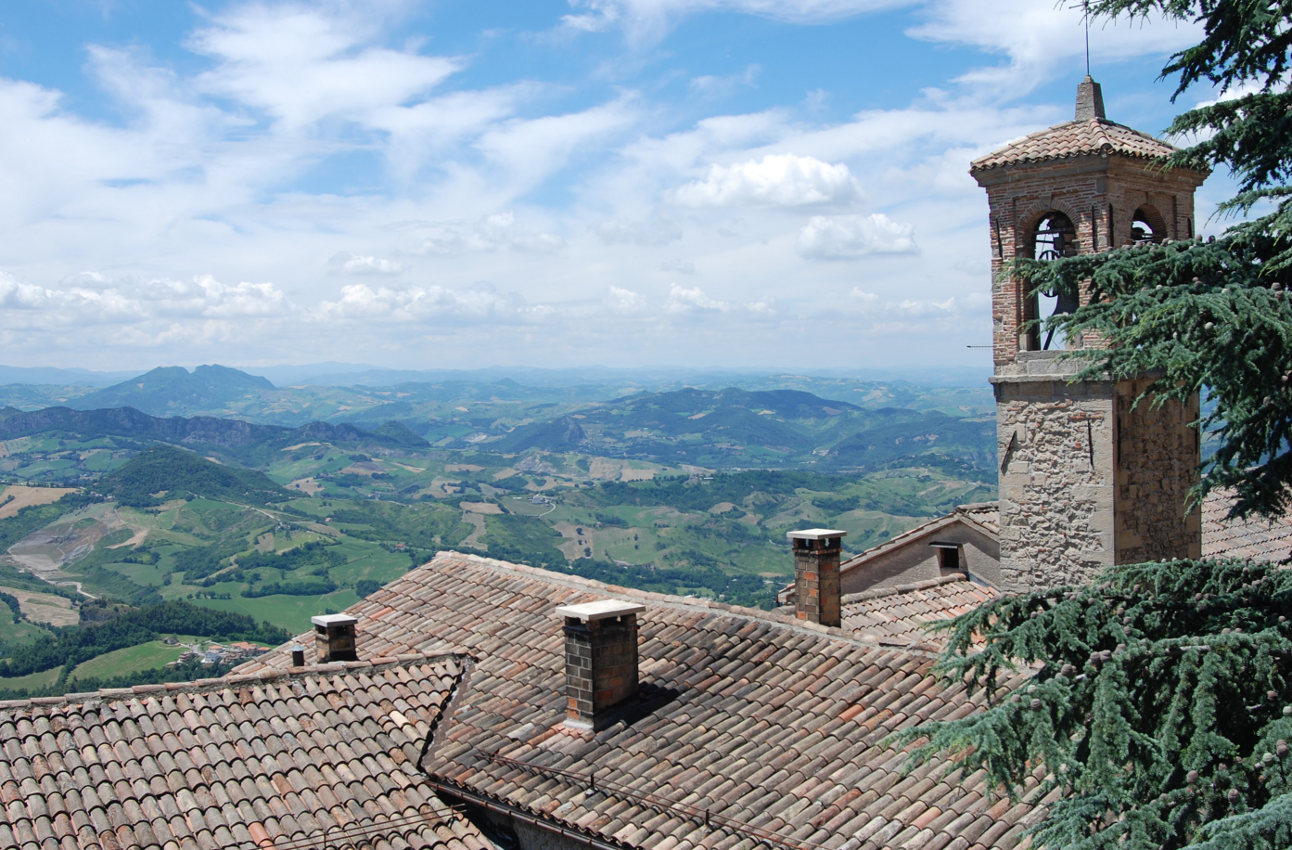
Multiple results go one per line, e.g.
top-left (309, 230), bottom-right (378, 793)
top-left (995, 372), bottom-right (1115, 592)
top-left (995, 368), bottom-right (1201, 593)
top-left (1113, 378), bottom-right (1201, 563)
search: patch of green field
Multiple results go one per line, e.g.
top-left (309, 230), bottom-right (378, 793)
top-left (0, 619), bottom-right (56, 648)
top-left (69, 640), bottom-right (187, 680)
top-left (0, 667), bottom-right (60, 693)
top-left (193, 593), bottom-right (354, 634)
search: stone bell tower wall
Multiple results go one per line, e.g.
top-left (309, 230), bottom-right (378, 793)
top-left (994, 364), bottom-right (1115, 593)
top-left (1112, 376), bottom-right (1201, 566)
top-left (994, 358), bottom-right (1200, 593)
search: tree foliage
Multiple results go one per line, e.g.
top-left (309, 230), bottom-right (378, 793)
top-left (903, 5), bottom-right (1292, 846)
top-left (1020, 0), bottom-right (1292, 518)
top-left (901, 559), bottom-right (1292, 849)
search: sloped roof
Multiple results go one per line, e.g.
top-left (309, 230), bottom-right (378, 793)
top-left (1202, 495), bottom-right (1292, 562)
top-left (970, 117), bottom-right (1177, 173)
top-left (840, 576), bottom-right (1001, 648)
top-left (0, 655), bottom-right (498, 850)
top-left (239, 551), bottom-right (1040, 850)
top-left (838, 502), bottom-right (1000, 575)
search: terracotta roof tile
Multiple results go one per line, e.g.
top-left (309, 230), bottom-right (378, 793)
top-left (1203, 492), bottom-right (1292, 562)
top-left (0, 656), bottom-right (499, 850)
top-left (235, 551), bottom-right (1037, 849)
top-left (971, 116), bottom-right (1177, 172)
top-left (840, 576), bottom-right (1000, 646)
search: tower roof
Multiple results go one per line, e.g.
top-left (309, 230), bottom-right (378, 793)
top-left (971, 76), bottom-right (1178, 174)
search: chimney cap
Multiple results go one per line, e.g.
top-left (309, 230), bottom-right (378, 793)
top-left (556, 600), bottom-right (645, 622)
top-left (787, 528), bottom-right (847, 541)
top-left (311, 614), bottom-right (358, 628)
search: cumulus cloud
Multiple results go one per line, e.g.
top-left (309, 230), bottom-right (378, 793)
top-left (414, 212), bottom-right (565, 255)
top-left (313, 282), bottom-right (550, 324)
top-left (674, 154), bottom-right (859, 207)
top-left (665, 283), bottom-right (730, 314)
top-left (607, 285), bottom-right (648, 314)
top-left (328, 252), bottom-right (405, 276)
top-left (796, 214), bottom-right (918, 259)
top-left (0, 272), bottom-right (288, 325)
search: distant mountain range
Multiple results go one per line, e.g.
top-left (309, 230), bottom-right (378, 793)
top-left (0, 405), bottom-right (427, 467)
top-left (0, 364), bottom-right (995, 473)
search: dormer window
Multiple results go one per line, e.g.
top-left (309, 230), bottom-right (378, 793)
top-left (931, 541), bottom-right (965, 576)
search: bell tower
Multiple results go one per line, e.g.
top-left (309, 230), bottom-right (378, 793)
top-left (971, 77), bottom-right (1207, 593)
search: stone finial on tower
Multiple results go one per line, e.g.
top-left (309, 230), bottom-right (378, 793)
top-left (1075, 75), bottom-right (1106, 121)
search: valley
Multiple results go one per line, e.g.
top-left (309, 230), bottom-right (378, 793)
top-left (0, 364), bottom-right (996, 695)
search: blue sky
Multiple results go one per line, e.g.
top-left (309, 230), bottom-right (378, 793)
top-left (0, 1), bottom-right (1219, 374)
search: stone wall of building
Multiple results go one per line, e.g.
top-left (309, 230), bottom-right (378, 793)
top-left (1113, 377), bottom-right (1201, 563)
top-left (995, 371), bottom-right (1115, 592)
top-left (995, 364), bottom-right (1200, 593)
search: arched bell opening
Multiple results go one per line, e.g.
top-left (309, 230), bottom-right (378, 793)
top-left (1024, 212), bottom-right (1079, 351)
top-left (1132, 206), bottom-right (1168, 244)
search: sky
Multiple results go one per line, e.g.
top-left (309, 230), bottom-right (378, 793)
top-left (0, 0), bottom-right (1226, 375)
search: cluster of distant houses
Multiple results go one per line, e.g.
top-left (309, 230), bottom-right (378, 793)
top-left (168, 640), bottom-right (268, 668)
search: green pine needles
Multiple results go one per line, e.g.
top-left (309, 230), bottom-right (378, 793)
top-left (899, 558), bottom-right (1292, 849)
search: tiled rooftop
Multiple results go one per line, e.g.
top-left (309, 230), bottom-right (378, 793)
top-left (1202, 494), bottom-right (1292, 563)
top-left (0, 655), bottom-right (498, 850)
top-left (840, 576), bottom-right (1001, 648)
top-left (240, 551), bottom-right (1041, 849)
top-left (970, 118), bottom-right (1177, 173)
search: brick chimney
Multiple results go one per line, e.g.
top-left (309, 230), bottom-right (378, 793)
top-left (788, 529), bottom-right (846, 628)
top-left (555, 600), bottom-right (644, 730)
top-left (311, 614), bottom-right (358, 662)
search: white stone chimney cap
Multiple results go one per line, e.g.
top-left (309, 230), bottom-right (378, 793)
top-left (311, 614), bottom-right (358, 628)
top-left (556, 600), bottom-right (645, 622)
top-left (787, 529), bottom-right (847, 540)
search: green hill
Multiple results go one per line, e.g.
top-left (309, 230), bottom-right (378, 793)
top-left (98, 446), bottom-right (290, 507)
top-left (69, 365), bottom-right (275, 415)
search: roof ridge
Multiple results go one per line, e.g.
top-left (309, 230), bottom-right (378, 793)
top-left (426, 551), bottom-right (946, 659)
top-left (0, 650), bottom-right (471, 712)
top-left (841, 573), bottom-right (971, 605)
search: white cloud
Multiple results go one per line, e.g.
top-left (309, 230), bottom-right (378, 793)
top-left (796, 214), bottom-right (918, 259)
top-left (665, 283), bottom-right (730, 314)
top-left (591, 217), bottom-right (683, 246)
top-left (674, 154), bottom-right (859, 207)
top-left (689, 65), bottom-right (761, 98)
top-left (188, 4), bottom-right (460, 130)
top-left (313, 282), bottom-right (550, 324)
top-left (0, 272), bottom-right (289, 325)
top-left (329, 252), bottom-right (405, 275)
top-left (908, 0), bottom-right (1200, 96)
top-left (413, 212), bottom-right (565, 255)
top-left (562, 0), bottom-right (914, 46)
top-left (607, 285), bottom-right (648, 313)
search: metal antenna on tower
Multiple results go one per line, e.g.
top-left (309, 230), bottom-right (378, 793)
top-left (1074, 0), bottom-right (1092, 76)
